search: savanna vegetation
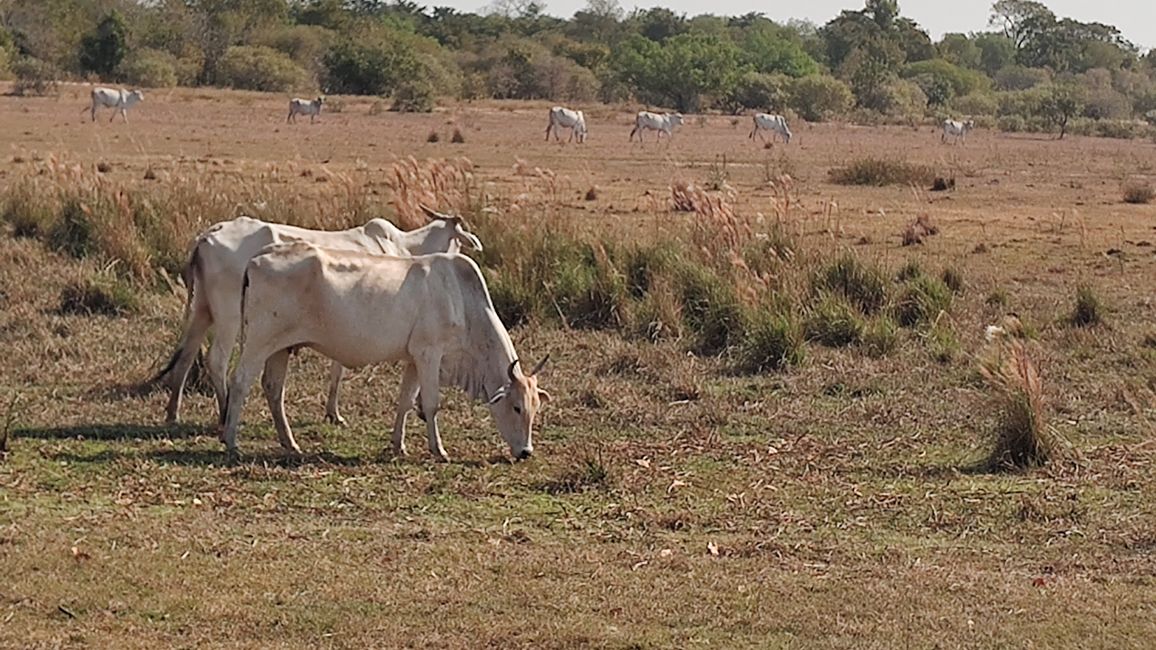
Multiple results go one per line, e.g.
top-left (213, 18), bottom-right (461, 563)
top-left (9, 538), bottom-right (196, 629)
top-left (1, 0), bottom-right (1155, 135)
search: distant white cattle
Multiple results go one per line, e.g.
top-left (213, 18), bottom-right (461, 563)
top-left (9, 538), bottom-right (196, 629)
top-left (83, 87), bottom-right (144, 123)
top-left (287, 96), bottom-right (324, 124)
top-left (546, 106), bottom-right (587, 143)
top-left (629, 111), bottom-right (684, 142)
top-left (942, 119), bottom-right (975, 144)
top-left (154, 207), bottom-right (483, 428)
top-left (749, 113), bottom-right (792, 144)
top-left (223, 243), bottom-right (550, 461)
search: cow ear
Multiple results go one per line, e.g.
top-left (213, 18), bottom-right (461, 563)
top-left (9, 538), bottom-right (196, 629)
top-left (487, 385), bottom-right (509, 405)
top-left (537, 388), bottom-right (551, 403)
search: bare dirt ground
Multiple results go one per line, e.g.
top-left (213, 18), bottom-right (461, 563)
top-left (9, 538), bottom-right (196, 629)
top-left (1, 86), bottom-right (1155, 648)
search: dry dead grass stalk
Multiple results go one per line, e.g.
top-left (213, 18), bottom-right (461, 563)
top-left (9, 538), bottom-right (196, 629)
top-left (387, 156), bottom-right (477, 229)
top-left (978, 334), bottom-right (1055, 469)
top-left (902, 214), bottom-right (939, 246)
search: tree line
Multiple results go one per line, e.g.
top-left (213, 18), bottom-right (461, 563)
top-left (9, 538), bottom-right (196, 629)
top-left (1, 0), bottom-right (1154, 135)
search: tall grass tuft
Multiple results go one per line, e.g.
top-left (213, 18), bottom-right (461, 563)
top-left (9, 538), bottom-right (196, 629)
top-left (1069, 285), bottom-right (1103, 327)
top-left (58, 274), bottom-right (140, 316)
top-left (813, 252), bottom-right (888, 315)
top-left (829, 158), bottom-right (937, 186)
top-left (979, 337), bottom-right (1054, 469)
top-left (1122, 180), bottom-right (1153, 204)
top-left (735, 308), bottom-right (805, 373)
top-left (860, 316), bottom-right (900, 358)
top-left (894, 274), bottom-right (953, 327)
top-left (804, 294), bottom-right (864, 347)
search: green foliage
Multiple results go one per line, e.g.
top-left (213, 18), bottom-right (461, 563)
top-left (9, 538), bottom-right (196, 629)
top-left (11, 58), bottom-right (59, 96)
top-left (116, 48), bottom-right (179, 88)
top-left (58, 274), bottom-right (140, 317)
top-left (1034, 83), bottom-right (1085, 139)
top-left (858, 77), bottom-right (927, 117)
top-left (860, 316), bottom-right (900, 357)
top-left (1070, 285), bottom-right (1103, 327)
top-left (804, 294), bottom-right (865, 347)
top-left (951, 92), bottom-right (999, 116)
top-left (903, 59), bottom-right (990, 97)
top-left (893, 274), bottom-right (953, 328)
top-left (79, 10), bottom-right (128, 78)
top-left (735, 308), bottom-right (805, 373)
top-left (614, 32), bottom-right (747, 112)
top-left (788, 75), bottom-right (853, 121)
top-left (727, 71), bottom-right (790, 112)
top-left (677, 262), bottom-right (746, 355)
top-left (217, 46), bottom-right (309, 92)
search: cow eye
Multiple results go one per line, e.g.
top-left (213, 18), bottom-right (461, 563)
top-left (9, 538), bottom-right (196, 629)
top-left (513, 405), bottom-right (523, 415)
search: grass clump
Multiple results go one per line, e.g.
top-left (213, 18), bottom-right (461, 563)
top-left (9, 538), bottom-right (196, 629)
top-left (804, 294), bottom-right (864, 347)
top-left (1069, 285), bottom-right (1103, 327)
top-left (895, 260), bottom-right (923, 282)
top-left (894, 274), bottom-right (953, 328)
top-left (901, 214), bottom-right (939, 246)
top-left (940, 267), bottom-right (965, 294)
top-left (927, 322), bottom-right (960, 364)
top-left (48, 200), bottom-right (98, 258)
top-left (829, 157), bottom-right (936, 187)
top-left (735, 308), bottom-right (805, 374)
top-left (979, 338), bottom-right (1054, 470)
top-left (426, 130), bottom-right (440, 143)
top-left (813, 252), bottom-right (888, 315)
top-left (58, 274), bottom-right (140, 317)
top-left (538, 448), bottom-right (613, 494)
top-left (1122, 180), bottom-right (1153, 204)
top-left (986, 288), bottom-right (1009, 308)
top-left (677, 263), bottom-right (746, 355)
top-left (860, 316), bottom-right (900, 358)
top-left (450, 127), bottom-right (466, 143)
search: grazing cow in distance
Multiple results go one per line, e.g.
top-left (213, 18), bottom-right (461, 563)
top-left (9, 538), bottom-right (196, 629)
top-left (629, 111), bottom-right (684, 142)
top-left (750, 112), bottom-right (792, 144)
top-left (153, 207), bottom-right (483, 429)
top-left (942, 119), bottom-right (975, 144)
top-left (287, 96), bottom-right (324, 123)
top-left (546, 106), bottom-right (587, 143)
top-left (83, 87), bottom-right (144, 123)
top-left (223, 243), bottom-right (550, 461)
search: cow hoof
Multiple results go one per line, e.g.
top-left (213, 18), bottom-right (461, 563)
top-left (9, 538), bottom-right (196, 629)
top-left (324, 413), bottom-right (347, 427)
top-left (431, 449), bottom-right (450, 463)
top-left (391, 445), bottom-right (408, 458)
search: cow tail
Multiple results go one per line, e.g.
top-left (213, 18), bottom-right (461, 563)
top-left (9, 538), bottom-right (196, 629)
top-left (149, 243), bottom-right (202, 385)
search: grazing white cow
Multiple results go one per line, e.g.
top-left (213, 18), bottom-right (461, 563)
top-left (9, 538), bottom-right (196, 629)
top-left (749, 113), bottom-right (792, 144)
top-left (223, 243), bottom-right (550, 460)
top-left (154, 207), bottom-right (483, 428)
top-left (545, 106), bottom-right (587, 143)
top-left (287, 96), bottom-right (324, 124)
top-left (942, 119), bottom-right (975, 144)
top-left (83, 87), bottom-right (144, 123)
top-left (629, 111), bottom-right (684, 142)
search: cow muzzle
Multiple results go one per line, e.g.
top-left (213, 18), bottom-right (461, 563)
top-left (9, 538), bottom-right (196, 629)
top-left (516, 448), bottom-right (533, 461)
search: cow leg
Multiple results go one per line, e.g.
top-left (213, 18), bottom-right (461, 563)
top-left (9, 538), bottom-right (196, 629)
top-left (91, 106), bottom-right (97, 122)
top-left (286, 111), bottom-right (293, 124)
top-left (164, 305), bottom-right (213, 424)
top-left (206, 318), bottom-right (241, 431)
top-left (324, 361), bottom-right (347, 425)
top-left (221, 350), bottom-right (264, 454)
top-left (261, 349), bottom-right (300, 454)
top-left (391, 363), bottom-right (420, 457)
top-left (415, 357), bottom-right (448, 461)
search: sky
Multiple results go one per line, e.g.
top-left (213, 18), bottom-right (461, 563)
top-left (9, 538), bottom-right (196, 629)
top-left (443, 0), bottom-right (1155, 51)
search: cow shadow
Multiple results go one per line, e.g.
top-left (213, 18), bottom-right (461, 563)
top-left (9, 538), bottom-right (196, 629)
top-left (14, 423), bottom-right (206, 441)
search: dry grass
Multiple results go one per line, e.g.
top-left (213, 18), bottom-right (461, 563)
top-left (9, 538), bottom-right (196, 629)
top-left (1121, 179), bottom-right (1153, 204)
top-left (978, 334), bottom-right (1055, 469)
top-left (1, 88), bottom-right (1155, 648)
top-left (902, 213), bottom-right (939, 246)
top-left (829, 157), bottom-right (937, 186)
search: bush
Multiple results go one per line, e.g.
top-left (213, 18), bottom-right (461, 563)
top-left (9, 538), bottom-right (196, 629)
top-left (858, 78), bottom-right (928, 120)
top-left (979, 339), bottom-right (1053, 469)
top-left (58, 274), bottom-right (139, 317)
top-left (997, 114), bottom-right (1027, 133)
top-left (1094, 120), bottom-right (1141, 140)
top-left (12, 58), bottom-right (59, 96)
top-left (1070, 285), bottom-right (1103, 327)
top-left (216, 46), bottom-right (309, 92)
top-left (677, 263), bottom-right (746, 355)
top-left (804, 294), bottom-right (865, 347)
top-left (735, 308), bottom-right (805, 373)
top-left (728, 71), bottom-right (790, 112)
top-left (829, 158), bottom-right (936, 187)
top-left (894, 274), bottom-right (952, 328)
top-left (994, 65), bottom-right (1050, 91)
top-left (813, 253), bottom-right (889, 315)
top-left (1123, 180), bottom-right (1154, 204)
top-left (903, 59), bottom-right (991, 97)
top-left (951, 92), bottom-right (998, 116)
top-left (392, 77), bottom-right (435, 113)
top-left (117, 48), bottom-right (178, 88)
top-left (789, 75), bottom-right (853, 121)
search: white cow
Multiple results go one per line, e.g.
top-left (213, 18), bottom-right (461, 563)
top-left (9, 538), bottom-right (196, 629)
top-left (154, 207), bottom-right (483, 428)
top-left (629, 111), bottom-right (684, 142)
top-left (287, 96), bottom-right (324, 124)
top-left (223, 243), bottom-right (550, 461)
top-left (83, 87), bottom-right (144, 123)
top-left (545, 106), bottom-right (587, 143)
top-left (749, 113), bottom-right (792, 144)
top-left (942, 119), bottom-right (975, 144)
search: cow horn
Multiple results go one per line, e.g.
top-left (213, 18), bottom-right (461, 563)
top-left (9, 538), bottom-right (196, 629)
top-left (529, 354), bottom-right (550, 376)
top-left (508, 359), bottom-right (520, 381)
top-left (420, 204), bottom-right (447, 221)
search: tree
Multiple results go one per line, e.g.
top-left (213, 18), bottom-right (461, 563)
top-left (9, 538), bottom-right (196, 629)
top-left (937, 33), bottom-right (980, 69)
top-left (614, 32), bottom-right (746, 112)
top-left (974, 32), bottom-right (1015, 75)
top-left (1035, 83), bottom-right (1084, 139)
top-left (988, 0), bottom-right (1054, 50)
top-left (79, 10), bottom-right (127, 78)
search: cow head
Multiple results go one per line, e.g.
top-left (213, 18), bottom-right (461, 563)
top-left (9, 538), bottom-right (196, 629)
top-left (126, 90), bottom-right (144, 106)
top-left (670, 113), bottom-right (684, 128)
top-left (419, 204), bottom-right (483, 253)
top-left (964, 119), bottom-right (975, 130)
top-left (487, 356), bottom-right (551, 460)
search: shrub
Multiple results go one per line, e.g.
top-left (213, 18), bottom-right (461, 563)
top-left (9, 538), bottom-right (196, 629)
top-left (788, 75), bottom-right (853, 121)
top-left (58, 274), bottom-right (139, 317)
top-left (12, 58), bottom-right (59, 96)
top-left (392, 77), bottom-right (436, 113)
top-left (629, 275), bottom-right (684, 343)
top-left (1070, 285), bottom-right (1103, 327)
top-left (997, 114), bottom-right (1027, 133)
top-left (979, 338), bottom-right (1054, 469)
top-left (678, 263), bottom-right (746, 355)
top-left (813, 253), bottom-right (888, 315)
top-left (1123, 180), bottom-right (1154, 204)
top-left (951, 92), bottom-right (999, 116)
top-left (728, 71), bottom-right (790, 112)
top-left (804, 294), bottom-right (865, 347)
top-left (216, 46), bottom-right (308, 92)
top-left (894, 274), bottom-right (952, 328)
top-left (116, 48), bottom-right (178, 88)
top-left (860, 316), bottom-right (900, 358)
top-left (829, 158), bottom-right (936, 187)
top-left (735, 308), bottom-right (805, 373)
top-left (858, 78), bottom-right (928, 120)
top-left (426, 130), bottom-right (440, 143)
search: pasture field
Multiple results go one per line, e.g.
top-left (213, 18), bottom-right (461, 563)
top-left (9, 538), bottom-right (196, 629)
top-left (1, 86), bottom-right (1155, 648)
